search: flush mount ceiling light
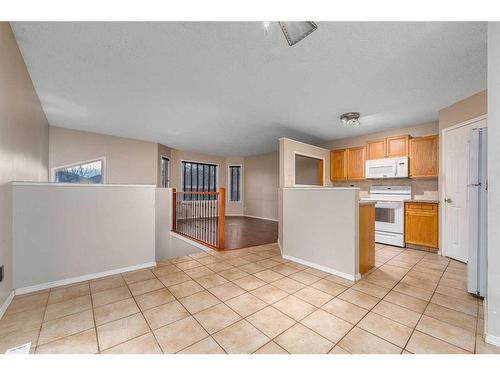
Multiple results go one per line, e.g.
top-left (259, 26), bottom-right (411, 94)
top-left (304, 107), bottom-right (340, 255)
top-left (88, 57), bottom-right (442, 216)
top-left (263, 22), bottom-right (318, 46)
top-left (340, 112), bottom-right (361, 127)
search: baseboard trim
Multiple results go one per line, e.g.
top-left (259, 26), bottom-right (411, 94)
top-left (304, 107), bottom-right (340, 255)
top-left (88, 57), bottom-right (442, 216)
top-left (14, 262), bottom-right (156, 296)
top-left (170, 231), bottom-right (213, 253)
top-left (0, 290), bottom-right (15, 319)
top-left (241, 214), bottom-right (279, 222)
top-left (485, 333), bottom-right (500, 347)
top-left (282, 254), bottom-right (359, 282)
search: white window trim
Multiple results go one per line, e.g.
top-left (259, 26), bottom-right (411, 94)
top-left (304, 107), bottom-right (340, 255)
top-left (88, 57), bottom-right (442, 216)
top-left (293, 151), bottom-right (325, 187)
top-left (160, 155), bottom-right (170, 188)
top-left (228, 165), bottom-right (243, 203)
top-left (51, 157), bottom-right (107, 184)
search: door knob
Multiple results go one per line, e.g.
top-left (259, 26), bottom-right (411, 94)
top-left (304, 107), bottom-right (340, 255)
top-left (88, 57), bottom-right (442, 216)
top-left (445, 198), bottom-right (452, 203)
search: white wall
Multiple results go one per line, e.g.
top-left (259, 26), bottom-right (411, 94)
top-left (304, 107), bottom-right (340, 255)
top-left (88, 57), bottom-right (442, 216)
top-left (487, 22), bottom-right (500, 346)
top-left (280, 188), bottom-right (360, 280)
top-left (12, 183), bottom-right (156, 292)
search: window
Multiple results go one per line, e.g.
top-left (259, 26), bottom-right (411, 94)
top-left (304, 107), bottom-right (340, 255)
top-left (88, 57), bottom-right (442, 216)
top-left (160, 156), bottom-right (170, 188)
top-left (229, 166), bottom-right (241, 202)
top-left (54, 159), bottom-right (104, 184)
top-left (182, 161), bottom-right (217, 200)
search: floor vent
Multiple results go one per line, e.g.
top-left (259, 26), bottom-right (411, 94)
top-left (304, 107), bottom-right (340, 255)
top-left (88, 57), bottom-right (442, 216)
top-left (5, 342), bottom-right (32, 354)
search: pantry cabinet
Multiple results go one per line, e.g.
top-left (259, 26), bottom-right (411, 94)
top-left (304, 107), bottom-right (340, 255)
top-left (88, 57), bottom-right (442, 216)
top-left (409, 135), bottom-right (439, 178)
top-left (405, 202), bottom-right (439, 249)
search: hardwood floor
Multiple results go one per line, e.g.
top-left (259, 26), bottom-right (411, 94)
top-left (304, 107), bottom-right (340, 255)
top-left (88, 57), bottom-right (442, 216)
top-left (224, 216), bottom-right (278, 250)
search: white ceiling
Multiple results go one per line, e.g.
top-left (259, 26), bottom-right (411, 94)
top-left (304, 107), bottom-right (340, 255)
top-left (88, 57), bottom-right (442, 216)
top-left (12, 22), bottom-right (487, 156)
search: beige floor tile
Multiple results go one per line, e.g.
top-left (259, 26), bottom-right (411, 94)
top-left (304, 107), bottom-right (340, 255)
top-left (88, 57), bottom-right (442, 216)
top-left (0, 307), bottom-right (45, 336)
top-left (238, 262), bottom-right (267, 274)
top-left (232, 275), bottom-right (267, 291)
top-left (357, 312), bottom-right (413, 348)
top-left (338, 288), bottom-right (380, 310)
top-left (272, 295), bottom-right (316, 321)
top-left (128, 279), bottom-right (164, 297)
top-left (174, 260), bottom-right (203, 271)
top-left (205, 261), bottom-right (233, 272)
top-left (48, 284), bottom-right (90, 305)
top-left (338, 327), bottom-right (401, 354)
top-left (179, 337), bottom-right (225, 354)
top-left (193, 303), bottom-right (241, 334)
top-left (321, 298), bottom-right (368, 325)
top-left (168, 280), bottom-right (204, 299)
top-left (97, 313), bottom-right (150, 351)
top-left (213, 319), bottom-right (269, 354)
top-left (255, 259), bottom-right (281, 269)
top-left (393, 282), bottom-right (434, 301)
top-left (275, 323), bottom-right (333, 354)
top-left (170, 255), bottom-right (194, 264)
top-left (92, 286), bottom-right (132, 308)
top-left (194, 274), bottom-right (228, 289)
top-left (151, 264), bottom-right (182, 277)
top-left (383, 290), bottom-right (428, 313)
top-left (271, 264), bottom-right (301, 276)
top-left (301, 309), bottom-right (353, 343)
top-left (39, 309), bottom-right (94, 346)
top-left (329, 345), bottom-right (350, 354)
top-left (217, 268), bottom-right (249, 281)
top-left (372, 300), bottom-right (421, 328)
top-left (424, 303), bottom-right (477, 332)
top-left (250, 284), bottom-right (289, 304)
top-left (253, 341), bottom-right (288, 354)
top-left (253, 269), bottom-right (284, 283)
top-left (271, 277), bottom-right (306, 294)
top-left (122, 269), bottom-right (155, 284)
top-left (89, 276), bottom-right (125, 294)
top-left (310, 279), bottom-right (347, 296)
top-left (406, 331), bottom-right (469, 354)
top-left (5, 293), bottom-right (48, 316)
top-left (44, 295), bottom-right (92, 322)
top-left (416, 315), bottom-right (475, 352)
top-left (179, 290), bottom-right (220, 314)
top-left (351, 280), bottom-right (390, 299)
top-left (94, 298), bottom-right (139, 326)
top-left (304, 267), bottom-right (330, 278)
top-left (401, 275), bottom-right (438, 291)
top-left (225, 293), bottom-right (268, 317)
top-left (36, 328), bottom-right (98, 354)
top-left (208, 282), bottom-right (246, 301)
top-left (475, 335), bottom-right (500, 354)
top-left (135, 288), bottom-right (175, 311)
top-left (154, 316), bottom-right (209, 353)
top-left (247, 306), bottom-right (295, 339)
top-left (431, 293), bottom-right (478, 317)
top-left (435, 285), bottom-right (478, 302)
top-left (288, 271), bottom-right (321, 285)
top-left (184, 266), bottom-right (215, 279)
top-left (226, 258), bottom-right (252, 267)
top-left (143, 300), bottom-right (190, 329)
top-left (157, 271), bottom-right (191, 287)
top-left (293, 286), bottom-right (334, 307)
top-left (103, 332), bottom-right (162, 354)
top-left (0, 328), bottom-right (40, 353)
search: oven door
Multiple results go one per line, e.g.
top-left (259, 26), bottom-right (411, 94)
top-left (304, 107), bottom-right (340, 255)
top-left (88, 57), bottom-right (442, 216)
top-left (374, 201), bottom-right (404, 234)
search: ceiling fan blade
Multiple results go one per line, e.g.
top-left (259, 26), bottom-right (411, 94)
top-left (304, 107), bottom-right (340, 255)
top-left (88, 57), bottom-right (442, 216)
top-left (278, 22), bottom-right (318, 46)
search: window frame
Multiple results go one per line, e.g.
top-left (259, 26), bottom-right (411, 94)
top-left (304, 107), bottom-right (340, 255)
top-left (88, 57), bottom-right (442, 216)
top-left (180, 160), bottom-right (219, 200)
top-left (228, 165), bottom-right (242, 203)
top-left (51, 157), bottom-right (106, 184)
top-left (160, 156), bottom-right (170, 188)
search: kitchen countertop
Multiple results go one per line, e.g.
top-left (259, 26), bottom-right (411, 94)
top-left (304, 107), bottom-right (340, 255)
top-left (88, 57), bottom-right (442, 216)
top-left (407, 199), bottom-right (439, 204)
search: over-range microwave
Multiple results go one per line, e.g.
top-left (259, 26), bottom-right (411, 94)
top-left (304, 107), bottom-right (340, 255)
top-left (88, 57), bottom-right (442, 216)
top-left (365, 157), bottom-right (409, 179)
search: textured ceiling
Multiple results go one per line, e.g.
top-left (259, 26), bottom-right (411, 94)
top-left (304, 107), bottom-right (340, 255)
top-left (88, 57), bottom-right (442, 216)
top-left (12, 22), bottom-right (487, 156)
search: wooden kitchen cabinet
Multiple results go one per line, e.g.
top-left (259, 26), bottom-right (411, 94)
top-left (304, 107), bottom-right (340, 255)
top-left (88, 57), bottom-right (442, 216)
top-left (366, 139), bottom-right (386, 160)
top-left (405, 202), bottom-right (439, 249)
top-left (330, 149), bottom-right (347, 181)
top-left (359, 203), bottom-right (375, 274)
top-left (409, 135), bottom-right (439, 178)
top-left (346, 146), bottom-right (366, 180)
top-left (386, 135), bottom-right (410, 158)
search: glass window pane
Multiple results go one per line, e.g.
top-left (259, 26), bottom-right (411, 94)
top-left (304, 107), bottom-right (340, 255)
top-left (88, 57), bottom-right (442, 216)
top-left (55, 160), bottom-right (103, 184)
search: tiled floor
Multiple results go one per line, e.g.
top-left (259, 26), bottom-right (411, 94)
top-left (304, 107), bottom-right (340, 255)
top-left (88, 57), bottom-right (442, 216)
top-left (1, 243), bottom-right (499, 354)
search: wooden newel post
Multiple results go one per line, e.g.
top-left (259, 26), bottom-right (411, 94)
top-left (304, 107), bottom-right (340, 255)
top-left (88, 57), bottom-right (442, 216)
top-left (218, 188), bottom-right (225, 249)
top-left (172, 188), bottom-right (177, 231)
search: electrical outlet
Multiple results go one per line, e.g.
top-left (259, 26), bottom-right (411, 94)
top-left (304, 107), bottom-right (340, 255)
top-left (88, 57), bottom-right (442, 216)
top-left (0, 265), bottom-right (4, 282)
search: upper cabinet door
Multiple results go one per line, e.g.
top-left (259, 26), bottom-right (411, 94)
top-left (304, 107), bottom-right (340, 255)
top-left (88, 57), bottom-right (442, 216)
top-left (409, 135), bottom-right (439, 178)
top-left (386, 135), bottom-right (410, 158)
top-left (330, 149), bottom-right (347, 181)
top-left (366, 139), bottom-right (386, 160)
top-left (347, 146), bottom-right (366, 180)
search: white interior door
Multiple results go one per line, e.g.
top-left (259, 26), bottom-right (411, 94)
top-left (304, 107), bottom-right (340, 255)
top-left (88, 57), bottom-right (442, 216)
top-left (443, 119), bottom-right (486, 262)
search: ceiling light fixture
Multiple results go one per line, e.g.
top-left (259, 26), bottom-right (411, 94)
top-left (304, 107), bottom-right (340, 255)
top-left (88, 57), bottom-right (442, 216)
top-left (262, 21), bottom-right (318, 46)
top-left (340, 112), bottom-right (361, 127)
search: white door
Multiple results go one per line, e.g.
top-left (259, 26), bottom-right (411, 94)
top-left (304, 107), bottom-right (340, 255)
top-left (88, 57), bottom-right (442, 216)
top-left (442, 118), bottom-right (486, 262)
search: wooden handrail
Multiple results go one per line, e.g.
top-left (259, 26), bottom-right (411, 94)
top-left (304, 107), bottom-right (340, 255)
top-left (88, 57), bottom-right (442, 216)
top-left (217, 188), bottom-right (225, 249)
top-left (172, 188), bottom-right (176, 231)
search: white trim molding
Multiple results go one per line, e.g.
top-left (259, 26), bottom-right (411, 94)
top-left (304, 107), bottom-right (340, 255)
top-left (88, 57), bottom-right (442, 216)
top-left (14, 262), bottom-right (156, 296)
top-left (282, 254), bottom-right (360, 282)
top-left (242, 214), bottom-right (279, 222)
top-left (0, 291), bottom-right (15, 319)
top-left (170, 231), bottom-right (213, 253)
top-left (485, 334), bottom-right (500, 348)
